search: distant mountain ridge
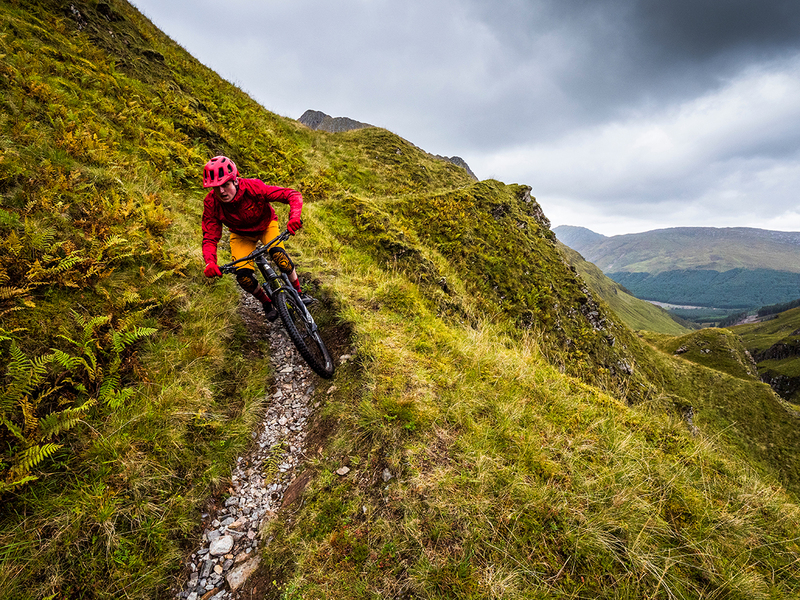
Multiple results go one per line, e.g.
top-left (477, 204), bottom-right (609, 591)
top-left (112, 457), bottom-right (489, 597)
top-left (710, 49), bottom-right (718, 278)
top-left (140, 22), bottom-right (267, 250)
top-left (554, 225), bottom-right (800, 309)
top-left (553, 225), bottom-right (800, 274)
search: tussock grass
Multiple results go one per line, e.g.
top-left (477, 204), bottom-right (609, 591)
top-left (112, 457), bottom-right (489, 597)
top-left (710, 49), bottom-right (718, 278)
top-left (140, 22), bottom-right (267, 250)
top-left (261, 203), bottom-right (800, 599)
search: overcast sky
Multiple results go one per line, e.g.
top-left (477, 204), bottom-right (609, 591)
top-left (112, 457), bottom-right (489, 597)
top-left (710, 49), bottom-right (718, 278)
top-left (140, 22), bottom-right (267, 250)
top-left (131, 0), bottom-right (800, 236)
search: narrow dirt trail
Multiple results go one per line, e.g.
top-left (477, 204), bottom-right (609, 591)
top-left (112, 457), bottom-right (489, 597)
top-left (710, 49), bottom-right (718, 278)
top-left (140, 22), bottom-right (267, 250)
top-left (175, 295), bottom-right (326, 600)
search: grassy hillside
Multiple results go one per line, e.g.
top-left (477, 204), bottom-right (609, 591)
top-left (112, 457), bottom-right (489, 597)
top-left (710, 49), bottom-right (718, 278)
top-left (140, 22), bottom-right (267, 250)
top-left (733, 307), bottom-right (800, 404)
top-left (733, 307), bottom-right (800, 355)
top-left (2, 1), bottom-right (800, 599)
top-left (639, 328), bottom-right (759, 381)
top-left (558, 243), bottom-right (691, 336)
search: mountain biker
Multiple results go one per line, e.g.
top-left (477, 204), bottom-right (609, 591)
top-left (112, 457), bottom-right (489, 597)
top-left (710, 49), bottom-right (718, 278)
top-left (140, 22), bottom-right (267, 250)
top-left (201, 155), bottom-right (312, 321)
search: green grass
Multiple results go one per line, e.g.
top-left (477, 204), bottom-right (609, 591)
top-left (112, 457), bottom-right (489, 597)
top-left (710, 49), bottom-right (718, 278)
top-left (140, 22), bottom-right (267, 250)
top-left (262, 203), bottom-right (800, 598)
top-left (733, 307), bottom-right (800, 354)
top-left (639, 328), bottom-right (760, 381)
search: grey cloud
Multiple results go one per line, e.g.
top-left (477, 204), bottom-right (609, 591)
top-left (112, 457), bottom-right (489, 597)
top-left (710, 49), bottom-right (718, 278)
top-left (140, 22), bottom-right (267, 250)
top-left (131, 0), bottom-right (800, 234)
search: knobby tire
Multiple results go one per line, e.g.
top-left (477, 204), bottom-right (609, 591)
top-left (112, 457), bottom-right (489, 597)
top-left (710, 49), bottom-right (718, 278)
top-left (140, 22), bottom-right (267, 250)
top-left (274, 290), bottom-right (334, 379)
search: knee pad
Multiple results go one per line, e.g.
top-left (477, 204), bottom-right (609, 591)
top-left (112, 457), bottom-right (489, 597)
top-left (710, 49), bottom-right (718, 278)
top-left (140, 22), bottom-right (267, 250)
top-left (269, 246), bottom-right (295, 274)
top-left (235, 268), bottom-right (259, 293)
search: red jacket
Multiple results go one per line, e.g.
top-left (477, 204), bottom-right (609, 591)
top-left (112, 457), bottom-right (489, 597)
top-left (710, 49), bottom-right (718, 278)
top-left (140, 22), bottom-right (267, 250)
top-left (201, 178), bottom-right (303, 265)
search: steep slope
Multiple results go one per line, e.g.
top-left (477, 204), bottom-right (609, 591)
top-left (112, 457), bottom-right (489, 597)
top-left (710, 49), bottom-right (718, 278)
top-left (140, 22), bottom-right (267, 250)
top-left (733, 306), bottom-right (800, 404)
top-left (270, 197), bottom-right (800, 598)
top-left (558, 243), bottom-right (691, 335)
top-left (1, 2), bottom-right (800, 599)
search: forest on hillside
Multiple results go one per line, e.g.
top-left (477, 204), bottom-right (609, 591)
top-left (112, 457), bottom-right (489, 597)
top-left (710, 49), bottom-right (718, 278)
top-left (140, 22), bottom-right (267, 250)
top-left (609, 268), bottom-right (800, 309)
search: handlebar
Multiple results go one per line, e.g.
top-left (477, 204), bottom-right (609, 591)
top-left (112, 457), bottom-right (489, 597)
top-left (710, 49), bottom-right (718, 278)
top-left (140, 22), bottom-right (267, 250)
top-left (219, 230), bottom-right (293, 274)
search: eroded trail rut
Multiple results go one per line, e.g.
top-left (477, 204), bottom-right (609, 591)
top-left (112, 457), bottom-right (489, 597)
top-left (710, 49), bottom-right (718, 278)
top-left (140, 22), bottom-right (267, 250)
top-left (175, 295), bottom-right (326, 600)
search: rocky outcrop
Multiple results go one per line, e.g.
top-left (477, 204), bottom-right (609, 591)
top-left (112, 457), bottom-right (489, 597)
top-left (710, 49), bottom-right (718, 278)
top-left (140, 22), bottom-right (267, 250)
top-left (434, 155), bottom-right (478, 181)
top-left (753, 339), bottom-right (800, 362)
top-left (751, 337), bottom-right (800, 402)
top-left (760, 370), bottom-right (800, 403)
top-left (298, 109), bottom-right (372, 133)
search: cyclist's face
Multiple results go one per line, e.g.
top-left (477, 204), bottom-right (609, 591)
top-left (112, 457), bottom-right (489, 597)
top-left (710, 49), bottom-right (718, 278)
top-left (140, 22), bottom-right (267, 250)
top-left (215, 180), bottom-right (238, 202)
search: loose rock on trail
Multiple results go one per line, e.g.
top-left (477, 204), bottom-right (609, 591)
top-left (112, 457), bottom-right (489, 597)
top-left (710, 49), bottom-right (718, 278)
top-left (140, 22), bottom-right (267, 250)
top-left (175, 294), bottom-right (328, 600)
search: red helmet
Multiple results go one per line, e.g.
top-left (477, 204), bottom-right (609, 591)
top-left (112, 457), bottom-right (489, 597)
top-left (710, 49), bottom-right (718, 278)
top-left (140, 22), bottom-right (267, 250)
top-left (203, 156), bottom-right (238, 188)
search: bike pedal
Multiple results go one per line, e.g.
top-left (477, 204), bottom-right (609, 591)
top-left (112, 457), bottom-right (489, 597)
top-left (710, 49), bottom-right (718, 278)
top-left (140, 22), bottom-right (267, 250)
top-left (299, 294), bottom-right (315, 306)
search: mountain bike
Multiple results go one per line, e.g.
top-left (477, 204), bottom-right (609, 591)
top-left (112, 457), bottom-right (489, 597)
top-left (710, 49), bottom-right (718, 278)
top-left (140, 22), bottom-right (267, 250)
top-left (220, 231), bottom-right (335, 379)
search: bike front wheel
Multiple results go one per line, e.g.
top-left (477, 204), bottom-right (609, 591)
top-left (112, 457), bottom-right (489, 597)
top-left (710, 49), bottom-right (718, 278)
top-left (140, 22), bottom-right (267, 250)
top-left (274, 291), bottom-right (335, 379)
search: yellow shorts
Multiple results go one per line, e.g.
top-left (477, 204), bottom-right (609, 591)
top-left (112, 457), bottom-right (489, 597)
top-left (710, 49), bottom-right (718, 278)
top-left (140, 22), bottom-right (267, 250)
top-left (229, 220), bottom-right (285, 272)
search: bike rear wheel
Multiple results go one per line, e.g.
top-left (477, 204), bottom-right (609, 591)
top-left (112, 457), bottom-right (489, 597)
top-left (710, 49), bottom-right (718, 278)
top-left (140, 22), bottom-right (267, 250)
top-left (274, 290), bottom-right (335, 379)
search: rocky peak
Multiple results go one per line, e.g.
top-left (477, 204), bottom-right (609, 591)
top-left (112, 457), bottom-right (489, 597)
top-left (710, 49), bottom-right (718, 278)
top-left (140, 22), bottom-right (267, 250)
top-left (298, 109), bottom-right (372, 133)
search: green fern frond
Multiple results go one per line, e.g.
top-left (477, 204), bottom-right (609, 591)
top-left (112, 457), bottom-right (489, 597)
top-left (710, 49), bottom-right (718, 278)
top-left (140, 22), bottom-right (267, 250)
top-left (103, 234), bottom-right (128, 248)
top-left (50, 349), bottom-right (83, 371)
top-left (38, 402), bottom-right (93, 439)
top-left (104, 387), bottom-right (135, 409)
top-left (19, 395), bottom-right (38, 437)
top-left (116, 306), bottom-right (156, 331)
top-left (111, 326), bottom-right (157, 352)
top-left (24, 219), bottom-right (56, 252)
top-left (0, 415), bottom-right (25, 442)
top-left (108, 250), bottom-right (137, 263)
top-left (76, 312), bottom-right (111, 340)
top-left (50, 252), bottom-right (84, 274)
top-left (146, 269), bottom-right (171, 284)
top-left (122, 290), bottom-right (141, 305)
top-left (98, 374), bottom-right (121, 400)
top-left (0, 474), bottom-right (38, 494)
top-left (12, 442), bottom-right (62, 476)
top-left (5, 229), bottom-right (24, 256)
top-left (6, 341), bottom-right (32, 374)
top-left (2, 343), bottom-right (50, 407)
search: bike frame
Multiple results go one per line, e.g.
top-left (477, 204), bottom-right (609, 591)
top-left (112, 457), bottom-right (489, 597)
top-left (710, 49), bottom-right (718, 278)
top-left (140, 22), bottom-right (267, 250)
top-left (221, 230), bottom-right (313, 319)
top-left (219, 230), bottom-right (334, 378)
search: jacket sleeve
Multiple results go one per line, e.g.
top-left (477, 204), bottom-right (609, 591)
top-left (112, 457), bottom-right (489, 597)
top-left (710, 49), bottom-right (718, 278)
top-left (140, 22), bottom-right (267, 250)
top-left (201, 193), bottom-right (223, 265)
top-left (260, 184), bottom-right (303, 223)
